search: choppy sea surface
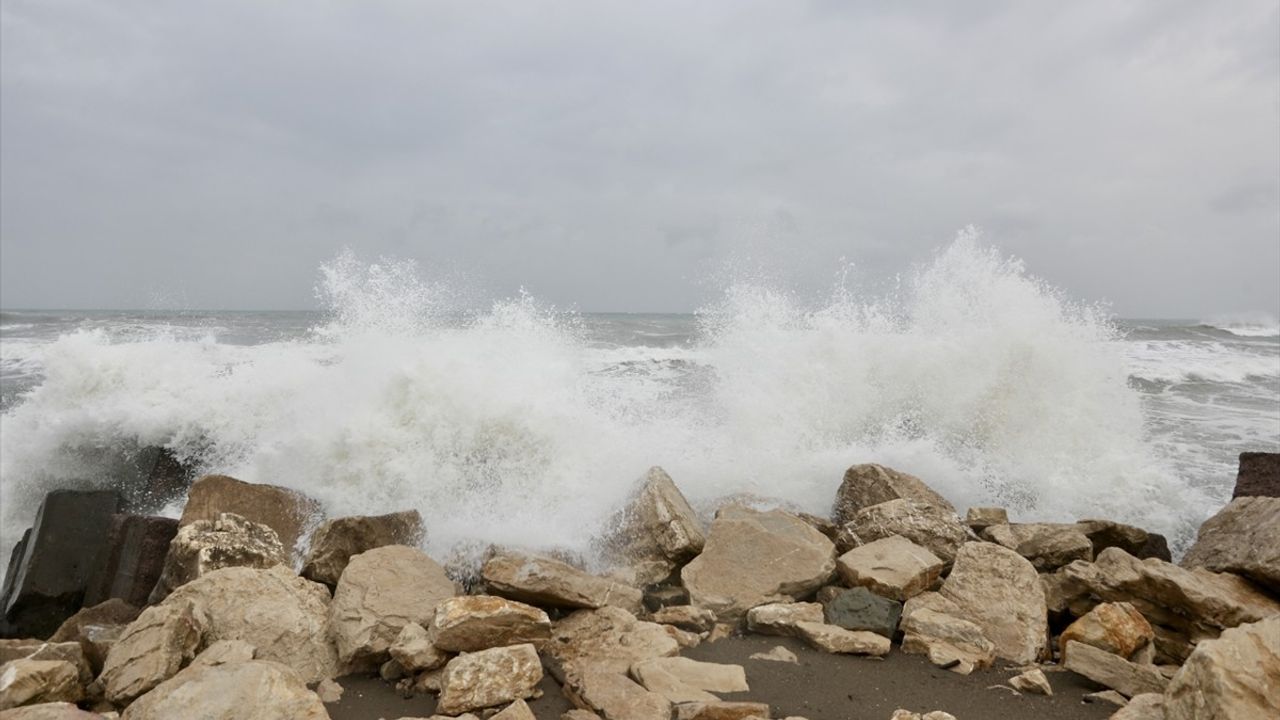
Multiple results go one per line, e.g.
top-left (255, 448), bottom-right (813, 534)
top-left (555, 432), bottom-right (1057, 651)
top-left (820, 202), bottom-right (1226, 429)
top-left (2, 240), bottom-right (1277, 564)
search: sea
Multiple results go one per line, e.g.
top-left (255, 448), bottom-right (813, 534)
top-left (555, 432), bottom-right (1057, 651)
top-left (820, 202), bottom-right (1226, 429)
top-left (1, 240), bottom-right (1277, 566)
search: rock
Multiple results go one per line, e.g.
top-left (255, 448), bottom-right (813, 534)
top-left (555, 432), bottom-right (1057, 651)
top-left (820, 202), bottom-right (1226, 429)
top-left (648, 606), bottom-right (716, 634)
top-left (178, 475), bottom-right (321, 560)
top-left (492, 699), bottom-right (536, 720)
top-left (1110, 693), bottom-right (1164, 720)
top-left (821, 587), bottom-right (901, 638)
top-left (161, 565), bottom-right (337, 683)
top-left (0, 659), bottom-right (81, 710)
top-left (482, 552), bottom-right (642, 614)
top-left (83, 515), bottom-right (178, 609)
top-left (963, 507), bottom-right (1006, 532)
top-left (671, 701), bottom-right (771, 720)
top-left (315, 678), bottom-right (343, 704)
top-left (328, 545), bottom-right (456, 670)
top-left (188, 639), bottom-right (255, 669)
top-left (831, 464), bottom-right (956, 526)
top-left (642, 585), bottom-right (689, 612)
top-left (794, 621), bottom-right (890, 655)
top-left (1059, 602), bottom-right (1153, 662)
top-left (118, 659), bottom-right (328, 719)
top-left (99, 601), bottom-right (203, 704)
top-left (436, 643), bottom-right (542, 715)
top-left (544, 606), bottom-right (679, 683)
top-left (1074, 520), bottom-right (1171, 561)
top-left (387, 622), bottom-right (447, 673)
top-left (898, 604), bottom-right (996, 675)
top-left (1163, 615), bottom-right (1279, 720)
top-left (0, 702), bottom-right (105, 719)
top-left (428, 595), bottom-right (550, 653)
top-left (748, 645), bottom-right (797, 664)
top-left (630, 657), bottom-right (748, 703)
top-left (1, 491), bottom-right (121, 639)
top-left (561, 711), bottom-right (604, 720)
top-left (938, 542), bottom-right (1047, 664)
top-left (681, 506), bottom-right (835, 620)
top-left (851, 500), bottom-right (967, 564)
top-left (835, 535), bottom-right (942, 602)
top-left (299, 510), bottom-right (424, 587)
top-left (1083, 690), bottom-right (1128, 707)
top-left (744, 602), bottom-right (824, 637)
top-left (148, 513), bottom-right (287, 602)
top-left (0, 641), bottom-right (90, 686)
top-left (797, 513), bottom-right (838, 541)
top-left (1040, 568), bottom-right (1090, 617)
top-left (1008, 668), bottom-right (1052, 695)
top-left (601, 467), bottom-right (706, 586)
top-left (662, 625), bottom-right (702, 649)
top-left (1062, 640), bottom-right (1167, 698)
top-left (1232, 451), bottom-right (1280, 498)
top-left (983, 523), bottom-right (1093, 571)
top-left (1181, 496), bottom-right (1280, 592)
top-left (49, 600), bottom-right (139, 675)
top-left (564, 669), bottom-right (671, 720)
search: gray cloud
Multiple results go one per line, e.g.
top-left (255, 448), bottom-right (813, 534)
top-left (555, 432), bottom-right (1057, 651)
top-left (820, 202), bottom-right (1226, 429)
top-left (2, 0), bottom-right (1277, 316)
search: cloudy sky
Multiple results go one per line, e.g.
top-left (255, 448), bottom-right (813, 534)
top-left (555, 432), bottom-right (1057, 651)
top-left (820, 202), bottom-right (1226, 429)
top-left (1, 0), bottom-right (1277, 315)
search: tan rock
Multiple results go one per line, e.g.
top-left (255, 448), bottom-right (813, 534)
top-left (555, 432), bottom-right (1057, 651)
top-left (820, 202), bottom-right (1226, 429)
top-left (836, 535), bottom-right (943, 601)
top-left (428, 595), bottom-right (550, 653)
top-left (851, 500), bottom-right (967, 564)
top-left (436, 643), bottom-right (541, 715)
top-left (899, 605), bottom-right (996, 674)
top-left (388, 622), bottom-right (448, 673)
top-left (100, 601), bottom-right (204, 704)
top-left (178, 475), bottom-right (322, 558)
top-left (630, 657), bottom-right (747, 704)
top-left (1074, 520), bottom-right (1169, 560)
top-left (963, 507), bottom-right (1007, 531)
top-left (544, 606), bottom-right (679, 682)
top-left (561, 711), bottom-right (603, 720)
top-left (602, 467), bottom-right (706, 586)
top-left (482, 552), bottom-right (642, 613)
top-left (1008, 668), bottom-right (1052, 696)
top-left (1110, 693), bottom-right (1164, 720)
top-left (662, 625), bottom-right (702, 649)
top-left (315, 678), bottom-right (343, 704)
top-left (832, 464), bottom-right (956, 526)
top-left (648, 606), bottom-right (716, 634)
top-left (187, 639), bottom-right (256, 669)
top-left (564, 670), bottom-right (671, 720)
top-left (672, 701), bottom-right (771, 720)
top-left (300, 510), bottom-right (424, 587)
top-left (48, 599), bottom-right (140, 675)
top-left (491, 699), bottom-right (536, 720)
top-left (681, 506), bottom-right (835, 620)
top-left (1083, 689), bottom-right (1128, 706)
top-left (328, 545), bottom-right (456, 670)
top-left (1062, 641), bottom-right (1167, 698)
top-left (748, 645), bottom-right (798, 663)
top-left (794, 621), bottom-right (890, 656)
top-left (1040, 568), bottom-right (1090, 616)
top-left (938, 542), bottom-right (1047, 664)
top-left (1163, 615), bottom-right (1280, 720)
top-left (119, 659), bottom-right (328, 719)
top-left (0, 660), bottom-right (81, 711)
top-left (983, 523), bottom-right (1093, 571)
top-left (1059, 602), bottom-right (1153, 661)
top-left (744, 602), bottom-right (824, 637)
top-left (0, 641), bottom-right (91, 686)
top-left (0, 703), bottom-right (105, 719)
top-left (1181, 496), bottom-right (1280, 592)
top-left (149, 513), bottom-right (287, 602)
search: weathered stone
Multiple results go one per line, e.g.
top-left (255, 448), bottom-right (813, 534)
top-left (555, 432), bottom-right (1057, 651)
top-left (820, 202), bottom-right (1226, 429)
top-left (299, 510), bottom-right (424, 587)
top-left (744, 602), bottom-right (824, 637)
top-left (436, 643), bottom-right (542, 715)
top-left (149, 513), bottom-right (287, 602)
top-left (602, 467), bottom-right (706, 586)
top-left (681, 506), bottom-right (835, 621)
top-left (565, 670), bottom-right (671, 720)
top-left (561, 711), bottom-right (604, 720)
top-left (100, 601), bottom-right (204, 704)
top-left (328, 544), bottom-right (455, 670)
top-left (0, 660), bottom-right (81, 711)
top-left (1040, 569), bottom-right (1090, 617)
top-left (836, 535), bottom-right (942, 602)
top-left (797, 513), bottom-right (838, 541)
top-left (187, 639), bottom-right (255, 669)
top-left (672, 700), bottom-right (771, 720)
top-left (178, 475), bottom-right (321, 559)
top-left (0, 702), bottom-right (105, 719)
top-left (387, 622), bottom-right (447, 673)
top-left (1, 491), bottom-right (121, 639)
top-left (315, 677), bottom-right (343, 704)
top-left (1062, 640), bottom-right (1167, 698)
top-left (794, 621), bottom-right (890, 655)
top-left (428, 595), bottom-right (550, 653)
top-left (833, 524), bottom-right (863, 555)
top-left (851, 500), bottom-right (967, 564)
top-left (630, 657), bottom-right (748, 703)
top-left (161, 565), bottom-right (337, 683)
top-left (963, 507), bottom-right (1006, 532)
top-left (544, 606), bottom-right (679, 682)
top-left (1150, 624), bottom-right (1195, 665)
top-left (1110, 693), bottom-right (1164, 720)
top-left (492, 699), bottom-right (536, 720)
top-left (1181, 496), bottom-right (1280, 592)
top-left (1059, 602), bottom-right (1153, 662)
top-left (938, 542), bottom-right (1047, 664)
top-left (982, 523), bottom-right (1093, 571)
top-left (119, 659), bottom-right (328, 720)
top-left (662, 624), bottom-right (702, 649)
top-left (1074, 520), bottom-right (1170, 561)
top-left (1083, 690), bottom-right (1127, 707)
top-left (821, 587), bottom-right (901, 638)
top-left (748, 645), bottom-right (797, 664)
top-left (1009, 667), bottom-right (1052, 695)
top-left (83, 515), bottom-right (178, 609)
top-left (0, 641), bottom-right (90, 686)
top-left (1163, 615), bottom-right (1280, 720)
top-left (832, 464), bottom-right (956, 526)
top-left (482, 552), bottom-right (642, 614)
top-left (899, 603), bottom-right (996, 675)
top-left (1233, 451), bottom-right (1280, 498)
top-left (48, 599), bottom-right (139, 675)
top-left (648, 606), bottom-right (716, 634)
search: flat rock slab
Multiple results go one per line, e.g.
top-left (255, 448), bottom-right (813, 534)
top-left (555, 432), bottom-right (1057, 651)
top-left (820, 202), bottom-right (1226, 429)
top-left (545, 606), bottom-right (679, 682)
top-left (482, 552), bottom-right (642, 613)
top-left (1062, 640), bottom-right (1168, 698)
top-left (429, 595), bottom-right (550, 653)
top-left (836, 534), bottom-right (943, 602)
top-left (631, 656), bottom-right (748, 703)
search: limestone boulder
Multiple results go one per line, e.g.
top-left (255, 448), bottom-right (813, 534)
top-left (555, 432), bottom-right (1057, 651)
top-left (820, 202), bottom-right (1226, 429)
top-left (835, 535), bottom-right (942, 601)
top-left (0, 641), bottom-right (90, 686)
top-left (49, 599), bottom-right (141, 675)
top-left (832, 464), bottom-right (955, 526)
top-left (428, 595), bottom-right (550, 653)
top-left (1110, 694), bottom-right (1164, 720)
top-left (1009, 668), bottom-right (1052, 696)
top-left (1181, 496), bottom-right (1280, 592)
top-left (983, 523), bottom-right (1093, 571)
top-left (794, 621), bottom-right (890, 655)
top-left (482, 552), bottom-right (642, 614)
top-left (963, 507), bottom-right (1006, 532)
top-left (744, 602), bottom-right (824, 637)
top-left (0, 660), bottom-right (81, 711)
top-left (0, 703), bottom-right (105, 719)
top-left (564, 669), bottom-right (671, 720)
top-left (188, 639), bottom-right (256, 669)
top-left (300, 510), bottom-right (424, 587)
top-left (671, 700), bottom-right (771, 720)
top-left (544, 606), bottom-right (679, 683)
top-left (851, 500), bottom-right (967, 564)
top-left (822, 587), bottom-right (901, 638)
top-left (388, 622), bottom-right (448, 673)
top-left (630, 657), bottom-right (748, 704)
top-left (1074, 520), bottom-right (1170, 561)
top-left (1062, 640), bottom-right (1167, 698)
top-left (100, 600), bottom-right (204, 704)
top-left (1163, 615), bottom-right (1280, 720)
top-left (436, 643), bottom-right (542, 715)
top-left (937, 542), bottom-right (1047, 664)
top-left (119, 659), bottom-right (328, 720)
top-left (899, 603), bottom-right (996, 675)
top-left (178, 475), bottom-right (322, 559)
top-left (681, 506), bottom-right (835, 621)
top-left (328, 545), bottom-right (456, 670)
top-left (601, 467), bottom-right (706, 586)
top-left (149, 513), bottom-right (287, 602)
top-left (1059, 602), bottom-right (1153, 662)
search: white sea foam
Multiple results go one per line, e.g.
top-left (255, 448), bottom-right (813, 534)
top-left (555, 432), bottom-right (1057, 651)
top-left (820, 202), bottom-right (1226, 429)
top-left (0, 232), bottom-right (1225, 565)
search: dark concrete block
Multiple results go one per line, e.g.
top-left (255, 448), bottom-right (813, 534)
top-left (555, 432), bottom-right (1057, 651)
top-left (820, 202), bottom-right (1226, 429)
top-left (822, 586), bottom-right (902, 638)
top-left (83, 514), bottom-right (179, 608)
top-left (1233, 451), bottom-right (1280, 499)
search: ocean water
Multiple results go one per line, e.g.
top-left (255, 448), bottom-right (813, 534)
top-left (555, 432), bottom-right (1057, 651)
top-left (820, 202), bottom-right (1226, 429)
top-left (2, 239), bottom-right (1277, 567)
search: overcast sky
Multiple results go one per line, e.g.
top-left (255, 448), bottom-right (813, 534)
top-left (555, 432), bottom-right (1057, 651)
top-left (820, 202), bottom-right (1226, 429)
top-left (1, 1), bottom-right (1277, 316)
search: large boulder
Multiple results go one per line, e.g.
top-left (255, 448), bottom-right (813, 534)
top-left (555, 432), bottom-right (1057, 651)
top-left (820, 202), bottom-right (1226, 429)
top-left (1074, 520), bottom-right (1170, 561)
top-left (0, 703), bottom-right (105, 719)
top-left (1058, 601), bottom-right (1153, 662)
top-left (428, 595), bottom-right (550, 653)
top-left (328, 545), bottom-right (456, 671)
top-left (0, 641), bottom-right (90, 686)
top-left (564, 669), bottom-right (671, 720)
top-left (849, 500), bottom-right (967, 564)
top-left (83, 514), bottom-right (178, 608)
top-left (680, 506), bottom-right (835, 620)
top-left (835, 535), bottom-right (942, 601)
top-left (600, 467), bottom-right (705, 586)
top-left (982, 523), bottom-right (1093, 571)
top-left (0, 659), bottom-right (81, 710)
top-left (436, 643), bottom-right (542, 715)
top-left (1062, 640), bottom-right (1167, 698)
top-left (99, 600), bottom-right (204, 704)
top-left (937, 542), bottom-right (1047, 664)
top-left (1232, 451), bottom-right (1280, 498)
top-left (899, 604), bottom-right (996, 675)
top-left (149, 513), bottom-right (287, 602)
top-left (1163, 615), bottom-right (1280, 720)
top-left (178, 475), bottom-right (321, 559)
top-left (832, 464), bottom-right (956, 526)
top-left (299, 510), bottom-right (423, 587)
top-left (482, 552), bottom-right (642, 614)
top-left (49, 599), bottom-right (140, 675)
top-left (544, 606), bottom-right (679, 683)
top-left (119, 659), bottom-right (329, 720)
top-left (1181, 496), bottom-right (1280, 592)
top-left (161, 565), bottom-right (338, 683)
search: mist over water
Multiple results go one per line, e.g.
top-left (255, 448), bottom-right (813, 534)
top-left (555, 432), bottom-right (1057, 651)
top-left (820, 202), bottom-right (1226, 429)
top-left (2, 234), bottom-right (1277, 566)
